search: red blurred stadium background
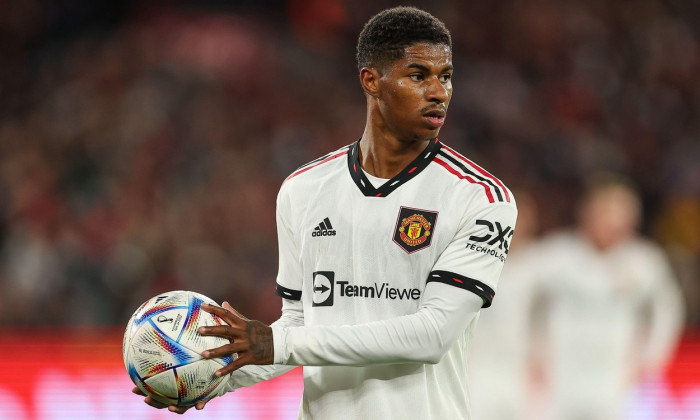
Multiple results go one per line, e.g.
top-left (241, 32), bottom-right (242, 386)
top-left (0, 330), bottom-right (699, 419)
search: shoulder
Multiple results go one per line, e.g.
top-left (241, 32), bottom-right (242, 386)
top-left (433, 142), bottom-right (514, 207)
top-left (277, 143), bottom-right (352, 213)
top-left (621, 237), bottom-right (672, 265)
top-left (431, 142), bottom-right (517, 231)
top-left (281, 144), bottom-right (352, 189)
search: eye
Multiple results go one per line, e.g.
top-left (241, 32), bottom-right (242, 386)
top-left (439, 74), bottom-right (452, 83)
top-left (409, 73), bottom-right (424, 82)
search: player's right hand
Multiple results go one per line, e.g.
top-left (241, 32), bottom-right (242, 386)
top-left (131, 386), bottom-right (209, 414)
top-left (199, 301), bottom-right (274, 375)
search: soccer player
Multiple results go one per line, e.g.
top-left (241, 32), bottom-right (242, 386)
top-left (534, 176), bottom-right (684, 420)
top-left (133, 7), bottom-right (517, 419)
top-left (468, 191), bottom-right (542, 419)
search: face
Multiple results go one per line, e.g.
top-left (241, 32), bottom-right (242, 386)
top-left (371, 42), bottom-right (453, 142)
top-left (579, 186), bottom-right (641, 250)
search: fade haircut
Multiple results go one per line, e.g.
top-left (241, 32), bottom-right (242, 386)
top-left (356, 7), bottom-right (452, 72)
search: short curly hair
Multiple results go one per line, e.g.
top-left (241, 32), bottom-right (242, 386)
top-left (356, 7), bottom-right (452, 71)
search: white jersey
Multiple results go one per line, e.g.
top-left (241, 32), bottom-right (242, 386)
top-left (536, 231), bottom-right (684, 420)
top-left (252, 139), bottom-right (517, 420)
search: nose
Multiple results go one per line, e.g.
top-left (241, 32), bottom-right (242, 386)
top-left (426, 77), bottom-right (449, 103)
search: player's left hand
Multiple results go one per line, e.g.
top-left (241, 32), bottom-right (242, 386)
top-left (131, 386), bottom-right (209, 414)
top-left (199, 301), bottom-right (274, 377)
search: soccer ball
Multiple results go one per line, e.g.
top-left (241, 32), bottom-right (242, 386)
top-left (123, 290), bottom-right (235, 406)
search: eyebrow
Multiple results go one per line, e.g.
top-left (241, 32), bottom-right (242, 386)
top-left (407, 63), bottom-right (454, 72)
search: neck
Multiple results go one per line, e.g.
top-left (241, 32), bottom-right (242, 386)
top-left (359, 122), bottom-right (430, 179)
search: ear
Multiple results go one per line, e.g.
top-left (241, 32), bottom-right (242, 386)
top-left (359, 67), bottom-right (381, 98)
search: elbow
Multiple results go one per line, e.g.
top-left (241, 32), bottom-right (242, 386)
top-left (417, 340), bottom-right (450, 365)
top-left (405, 304), bottom-right (473, 365)
top-left (422, 353), bottom-right (443, 365)
top-left (411, 311), bottom-right (455, 364)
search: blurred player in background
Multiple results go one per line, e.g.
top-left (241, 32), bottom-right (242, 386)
top-left (133, 6), bottom-right (517, 419)
top-left (535, 175), bottom-right (684, 420)
top-left (468, 191), bottom-right (542, 420)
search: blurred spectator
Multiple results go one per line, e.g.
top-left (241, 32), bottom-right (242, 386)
top-left (469, 190), bottom-right (543, 420)
top-left (0, 0), bottom-right (698, 328)
top-left (534, 175), bottom-right (684, 420)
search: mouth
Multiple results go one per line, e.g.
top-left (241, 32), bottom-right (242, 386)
top-left (422, 109), bottom-right (446, 128)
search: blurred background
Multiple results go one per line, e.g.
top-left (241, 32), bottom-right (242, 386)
top-left (0, 0), bottom-right (698, 419)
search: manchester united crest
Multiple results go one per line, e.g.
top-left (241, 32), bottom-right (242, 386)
top-left (393, 206), bottom-right (438, 254)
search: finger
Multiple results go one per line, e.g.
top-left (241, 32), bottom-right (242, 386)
top-left (223, 301), bottom-right (249, 321)
top-left (168, 405), bottom-right (194, 414)
top-left (214, 354), bottom-right (251, 377)
top-left (195, 399), bottom-right (209, 410)
top-left (132, 386), bottom-right (146, 396)
top-left (202, 342), bottom-right (245, 359)
top-left (201, 303), bottom-right (245, 326)
top-left (143, 395), bottom-right (170, 409)
top-left (197, 325), bottom-right (238, 339)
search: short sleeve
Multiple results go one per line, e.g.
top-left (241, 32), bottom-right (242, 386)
top-left (274, 185), bottom-right (303, 301)
top-left (430, 199), bottom-right (518, 308)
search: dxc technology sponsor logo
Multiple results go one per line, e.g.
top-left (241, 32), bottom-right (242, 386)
top-left (467, 219), bottom-right (514, 262)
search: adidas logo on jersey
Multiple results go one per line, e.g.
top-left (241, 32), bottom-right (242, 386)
top-left (312, 217), bottom-right (336, 237)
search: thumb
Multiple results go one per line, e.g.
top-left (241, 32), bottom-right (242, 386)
top-left (222, 301), bottom-right (249, 321)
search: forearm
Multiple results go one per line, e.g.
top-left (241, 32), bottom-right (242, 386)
top-left (272, 283), bottom-right (483, 366)
top-left (643, 284), bottom-right (685, 372)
